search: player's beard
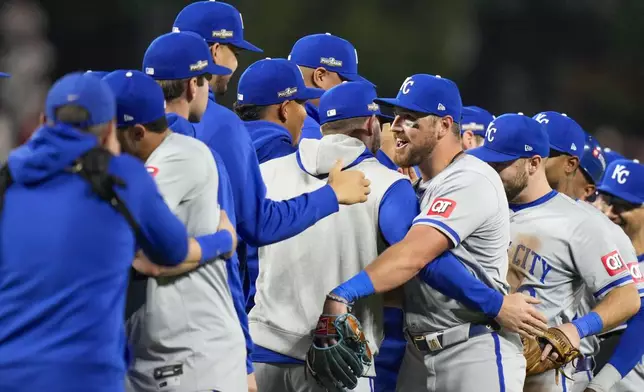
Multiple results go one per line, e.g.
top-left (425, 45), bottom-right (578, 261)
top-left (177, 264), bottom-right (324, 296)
top-left (393, 130), bottom-right (437, 168)
top-left (212, 75), bottom-right (231, 97)
top-left (504, 168), bottom-right (529, 203)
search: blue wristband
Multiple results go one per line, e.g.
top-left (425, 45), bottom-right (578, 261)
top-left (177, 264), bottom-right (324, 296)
top-left (572, 311), bottom-right (604, 339)
top-left (196, 230), bottom-right (234, 264)
top-left (331, 271), bottom-right (376, 303)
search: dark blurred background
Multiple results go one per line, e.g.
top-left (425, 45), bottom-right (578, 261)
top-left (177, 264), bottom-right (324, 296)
top-left (1, 0), bottom-right (643, 161)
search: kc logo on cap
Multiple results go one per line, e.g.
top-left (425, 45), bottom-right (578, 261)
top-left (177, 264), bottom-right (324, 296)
top-left (612, 164), bottom-right (630, 184)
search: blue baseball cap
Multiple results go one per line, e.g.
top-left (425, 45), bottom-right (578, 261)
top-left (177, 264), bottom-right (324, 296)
top-left (103, 70), bottom-right (166, 128)
top-left (0, 72), bottom-right (9, 78)
top-left (579, 134), bottom-right (606, 185)
top-left (533, 111), bottom-right (585, 158)
top-left (173, 1), bottom-right (262, 52)
top-left (289, 33), bottom-right (373, 86)
top-left (318, 82), bottom-right (385, 125)
top-left (84, 71), bottom-right (110, 79)
top-left (375, 74), bottom-right (462, 121)
top-left (598, 160), bottom-right (644, 206)
top-left (45, 72), bottom-right (115, 127)
top-left (237, 58), bottom-right (324, 106)
top-left (143, 32), bottom-right (232, 80)
top-left (467, 113), bottom-right (549, 163)
top-left (461, 106), bottom-right (494, 136)
top-left (603, 148), bottom-right (627, 166)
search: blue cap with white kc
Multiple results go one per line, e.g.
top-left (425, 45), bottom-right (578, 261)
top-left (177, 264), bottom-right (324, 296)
top-left (533, 111), bottom-right (585, 158)
top-left (598, 159), bottom-right (644, 206)
top-left (289, 33), bottom-right (373, 86)
top-left (237, 58), bottom-right (324, 106)
top-left (45, 72), bottom-right (115, 127)
top-left (173, 1), bottom-right (262, 52)
top-left (603, 148), bottom-right (627, 166)
top-left (103, 70), bottom-right (166, 128)
top-left (375, 74), bottom-right (462, 121)
top-left (467, 113), bottom-right (549, 163)
top-left (143, 31), bottom-right (232, 80)
top-left (461, 106), bottom-right (494, 136)
top-left (319, 82), bottom-right (384, 125)
top-left (579, 134), bottom-right (606, 185)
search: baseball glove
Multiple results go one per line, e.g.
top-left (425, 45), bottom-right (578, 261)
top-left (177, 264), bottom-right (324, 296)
top-left (523, 327), bottom-right (581, 384)
top-left (305, 313), bottom-right (372, 391)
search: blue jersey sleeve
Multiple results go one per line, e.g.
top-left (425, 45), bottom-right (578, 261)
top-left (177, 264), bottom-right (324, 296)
top-left (111, 154), bottom-right (187, 267)
top-left (221, 124), bottom-right (338, 247)
top-left (607, 298), bottom-right (644, 377)
top-left (378, 179), bottom-right (418, 245)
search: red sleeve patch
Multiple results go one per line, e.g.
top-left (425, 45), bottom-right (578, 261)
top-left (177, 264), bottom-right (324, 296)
top-left (627, 262), bottom-right (644, 283)
top-left (601, 250), bottom-right (628, 276)
top-left (426, 198), bottom-right (457, 218)
top-left (146, 166), bottom-right (159, 177)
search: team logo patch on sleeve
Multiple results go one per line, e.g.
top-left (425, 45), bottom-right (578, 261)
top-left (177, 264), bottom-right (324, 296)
top-left (146, 166), bottom-right (159, 177)
top-left (601, 250), bottom-right (627, 276)
top-left (627, 262), bottom-right (644, 283)
top-left (427, 198), bottom-right (456, 218)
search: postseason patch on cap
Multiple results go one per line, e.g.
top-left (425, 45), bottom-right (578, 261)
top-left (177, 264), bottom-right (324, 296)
top-left (212, 29), bottom-right (234, 39)
top-left (367, 102), bottom-right (379, 112)
top-left (277, 87), bottom-right (297, 98)
top-left (189, 60), bottom-right (208, 72)
top-left (320, 57), bottom-right (343, 67)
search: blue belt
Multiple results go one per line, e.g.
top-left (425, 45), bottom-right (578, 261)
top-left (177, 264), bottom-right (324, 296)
top-left (575, 356), bottom-right (595, 373)
top-left (407, 323), bottom-right (498, 353)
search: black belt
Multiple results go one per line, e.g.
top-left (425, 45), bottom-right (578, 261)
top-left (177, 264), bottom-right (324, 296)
top-left (407, 323), bottom-right (499, 353)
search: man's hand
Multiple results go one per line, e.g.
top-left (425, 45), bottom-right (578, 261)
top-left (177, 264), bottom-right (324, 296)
top-left (398, 166), bottom-right (418, 182)
top-left (218, 210), bottom-right (237, 259)
top-left (247, 372), bottom-right (258, 392)
top-left (495, 293), bottom-right (548, 338)
top-left (327, 159), bottom-right (371, 205)
top-left (132, 251), bottom-right (161, 277)
top-left (318, 298), bottom-right (350, 346)
top-left (541, 322), bottom-right (580, 362)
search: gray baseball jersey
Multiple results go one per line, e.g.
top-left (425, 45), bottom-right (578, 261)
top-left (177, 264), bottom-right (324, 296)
top-left (404, 154), bottom-right (512, 332)
top-left (126, 133), bottom-right (247, 392)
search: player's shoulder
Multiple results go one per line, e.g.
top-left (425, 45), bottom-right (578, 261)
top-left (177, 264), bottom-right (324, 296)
top-left (153, 133), bottom-right (216, 172)
top-left (439, 154), bottom-right (503, 192)
top-left (109, 153), bottom-right (157, 197)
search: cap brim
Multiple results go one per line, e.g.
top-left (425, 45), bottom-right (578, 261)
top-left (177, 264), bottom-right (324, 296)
top-left (296, 86), bottom-right (324, 101)
top-left (467, 146), bottom-right (519, 163)
top-left (339, 72), bottom-right (375, 87)
top-left (596, 185), bottom-right (644, 206)
top-left (0, 72), bottom-right (10, 78)
top-left (231, 39), bottom-right (263, 53)
top-left (206, 63), bottom-right (233, 76)
top-left (377, 113), bottom-right (394, 122)
top-left (374, 97), bottom-right (431, 115)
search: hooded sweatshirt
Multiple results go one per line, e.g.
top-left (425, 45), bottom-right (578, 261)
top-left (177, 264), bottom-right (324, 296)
top-left (0, 124), bottom-right (188, 392)
top-left (168, 113), bottom-right (255, 374)
top-left (249, 134), bottom-right (418, 374)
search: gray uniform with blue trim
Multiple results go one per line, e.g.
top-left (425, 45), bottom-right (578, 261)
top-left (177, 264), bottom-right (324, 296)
top-left (396, 154), bottom-right (526, 392)
top-left (506, 192), bottom-right (633, 392)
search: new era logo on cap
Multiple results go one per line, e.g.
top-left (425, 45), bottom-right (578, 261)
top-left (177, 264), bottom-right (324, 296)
top-left (437, 103), bottom-right (446, 111)
top-left (571, 143), bottom-right (577, 151)
top-left (124, 114), bottom-right (134, 122)
top-left (525, 145), bottom-right (533, 152)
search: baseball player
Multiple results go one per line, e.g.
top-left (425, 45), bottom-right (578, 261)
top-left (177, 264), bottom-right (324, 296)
top-left (289, 33), bottom-right (373, 140)
top-left (586, 159), bottom-right (644, 392)
top-left (460, 105), bottom-right (495, 150)
top-left (314, 76), bottom-right (553, 392)
top-left (531, 112), bottom-right (644, 391)
top-left (114, 50), bottom-right (248, 391)
top-left (468, 113), bottom-right (640, 392)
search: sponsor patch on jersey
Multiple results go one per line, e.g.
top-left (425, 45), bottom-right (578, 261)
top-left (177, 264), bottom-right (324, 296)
top-left (627, 262), bottom-right (644, 283)
top-left (427, 198), bottom-right (456, 218)
top-left (601, 250), bottom-right (627, 276)
top-left (146, 166), bottom-right (159, 177)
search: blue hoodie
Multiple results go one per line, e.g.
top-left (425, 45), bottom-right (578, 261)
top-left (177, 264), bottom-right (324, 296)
top-left (167, 113), bottom-right (255, 374)
top-left (0, 124), bottom-right (188, 392)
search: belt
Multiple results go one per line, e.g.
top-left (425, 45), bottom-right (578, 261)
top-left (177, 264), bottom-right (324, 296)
top-left (406, 323), bottom-right (499, 353)
top-left (575, 356), bottom-right (596, 373)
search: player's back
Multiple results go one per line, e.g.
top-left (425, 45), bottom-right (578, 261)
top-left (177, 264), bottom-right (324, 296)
top-left (127, 133), bottom-right (246, 392)
top-left (508, 192), bottom-right (632, 325)
top-left (0, 130), bottom-right (151, 391)
top-left (249, 134), bottom-right (408, 372)
top-left (404, 154), bottom-right (512, 333)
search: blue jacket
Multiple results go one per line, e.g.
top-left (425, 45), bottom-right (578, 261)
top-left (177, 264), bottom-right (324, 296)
top-left (245, 120), bottom-right (298, 310)
top-left (301, 102), bottom-right (322, 140)
top-left (168, 113), bottom-right (255, 374)
top-left (0, 124), bottom-right (188, 392)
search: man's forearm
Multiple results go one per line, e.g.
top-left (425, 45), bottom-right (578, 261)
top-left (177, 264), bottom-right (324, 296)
top-left (154, 233), bottom-right (233, 277)
top-left (593, 284), bottom-right (641, 332)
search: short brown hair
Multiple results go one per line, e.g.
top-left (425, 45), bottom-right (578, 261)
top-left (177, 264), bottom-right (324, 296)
top-left (53, 105), bottom-right (110, 137)
top-left (320, 117), bottom-right (368, 135)
top-left (157, 75), bottom-right (207, 101)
